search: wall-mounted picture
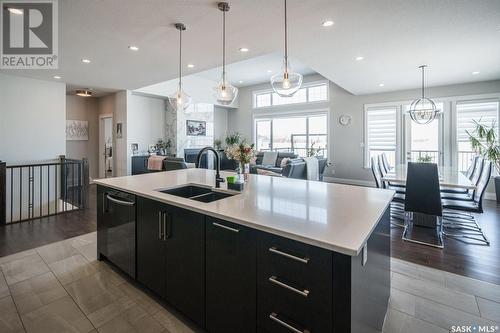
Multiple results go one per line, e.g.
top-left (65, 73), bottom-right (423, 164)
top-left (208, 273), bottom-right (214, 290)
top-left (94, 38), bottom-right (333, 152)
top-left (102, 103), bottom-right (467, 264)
top-left (66, 120), bottom-right (89, 141)
top-left (131, 143), bottom-right (139, 154)
top-left (116, 123), bottom-right (123, 138)
top-left (186, 120), bottom-right (206, 136)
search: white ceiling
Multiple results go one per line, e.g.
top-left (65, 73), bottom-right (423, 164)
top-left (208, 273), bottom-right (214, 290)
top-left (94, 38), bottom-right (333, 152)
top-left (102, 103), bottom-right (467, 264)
top-left (1, 0), bottom-right (499, 95)
top-left (193, 52), bottom-right (316, 87)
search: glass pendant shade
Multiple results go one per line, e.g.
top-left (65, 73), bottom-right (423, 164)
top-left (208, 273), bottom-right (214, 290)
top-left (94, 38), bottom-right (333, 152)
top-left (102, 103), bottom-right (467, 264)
top-left (214, 78), bottom-right (238, 106)
top-left (169, 83), bottom-right (191, 111)
top-left (214, 2), bottom-right (237, 106)
top-left (169, 23), bottom-right (191, 111)
top-left (270, 0), bottom-right (302, 97)
top-left (408, 65), bottom-right (440, 125)
top-left (271, 61), bottom-right (303, 97)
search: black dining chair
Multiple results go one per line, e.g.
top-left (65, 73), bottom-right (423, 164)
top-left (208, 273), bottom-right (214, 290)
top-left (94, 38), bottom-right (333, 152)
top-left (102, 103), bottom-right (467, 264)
top-left (378, 155), bottom-right (406, 192)
top-left (441, 156), bottom-right (482, 195)
top-left (381, 153), bottom-right (391, 173)
top-left (403, 162), bottom-right (443, 248)
top-left (441, 157), bottom-right (484, 201)
top-left (442, 160), bottom-right (492, 245)
top-left (371, 156), bottom-right (405, 223)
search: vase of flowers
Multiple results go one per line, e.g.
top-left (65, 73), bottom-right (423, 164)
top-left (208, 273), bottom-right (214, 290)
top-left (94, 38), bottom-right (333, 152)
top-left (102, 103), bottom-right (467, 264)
top-left (225, 142), bottom-right (256, 181)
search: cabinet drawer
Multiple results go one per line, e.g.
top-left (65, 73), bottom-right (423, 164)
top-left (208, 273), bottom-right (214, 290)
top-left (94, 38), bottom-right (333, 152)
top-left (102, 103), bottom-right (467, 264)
top-left (257, 233), bottom-right (333, 333)
top-left (258, 233), bottom-right (332, 289)
top-left (257, 276), bottom-right (332, 333)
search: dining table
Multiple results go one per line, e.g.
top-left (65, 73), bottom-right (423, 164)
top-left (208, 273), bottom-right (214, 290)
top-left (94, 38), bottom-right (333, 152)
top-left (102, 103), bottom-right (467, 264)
top-left (382, 164), bottom-right (476, 190)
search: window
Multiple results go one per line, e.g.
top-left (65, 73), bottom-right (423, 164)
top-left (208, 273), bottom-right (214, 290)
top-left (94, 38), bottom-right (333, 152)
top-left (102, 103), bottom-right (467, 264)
top-left (365, 107), bottom-right (397, 167)
top-left (253, 82), bottom-right (328, 108)
top-left (254, 113), bottom-right (328, 158)
top-left (456, 99), bottom-right (499, 171)
top-left (308, 84), bottom-right (328, 102)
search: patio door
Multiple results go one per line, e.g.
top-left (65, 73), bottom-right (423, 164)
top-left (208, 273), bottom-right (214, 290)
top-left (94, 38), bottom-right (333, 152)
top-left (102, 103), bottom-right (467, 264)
top-left (403, 103), bottom-right (444, 165)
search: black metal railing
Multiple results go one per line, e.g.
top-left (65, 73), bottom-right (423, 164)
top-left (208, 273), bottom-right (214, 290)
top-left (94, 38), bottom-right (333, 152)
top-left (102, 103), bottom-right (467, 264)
top-left (0, 156), bottom-right (88, 225)
top-left (458, 151), bottom-right (476, 172)
top-left (409, 150), bottom-right (439, 163)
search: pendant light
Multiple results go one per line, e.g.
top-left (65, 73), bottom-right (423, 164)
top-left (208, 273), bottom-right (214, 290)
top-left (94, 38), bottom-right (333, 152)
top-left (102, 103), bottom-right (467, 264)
top-left (408, 65), bottom-right (440, 124)
top-left (214, 2), bottom-right (238, 105)
top-left (270, 0), bottom-right (302, 97)
top-left (169, 23), bottom-right (191, 111)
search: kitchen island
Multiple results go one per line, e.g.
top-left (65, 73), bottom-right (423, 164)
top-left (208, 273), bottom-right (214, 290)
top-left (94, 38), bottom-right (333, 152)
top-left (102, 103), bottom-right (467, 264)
top-left (94, 169), bottom-right (394, 333)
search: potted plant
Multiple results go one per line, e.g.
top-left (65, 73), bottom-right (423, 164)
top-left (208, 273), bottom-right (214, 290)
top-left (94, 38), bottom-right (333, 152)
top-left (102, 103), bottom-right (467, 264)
top-left (225, 132), bottom-right (242, 146)
top-left (467, 120), bottom-right (500, 203)
top-left (417, 154), bottom-right (433, 163)
top-left (156, 138), bottom-right (172, 155)
top-left (214, 139), bottom-right (223, 151)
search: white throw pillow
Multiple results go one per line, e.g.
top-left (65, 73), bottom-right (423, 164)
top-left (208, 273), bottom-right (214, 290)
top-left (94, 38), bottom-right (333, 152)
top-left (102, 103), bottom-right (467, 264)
top-left (280, 157), bottom-right (290, 168)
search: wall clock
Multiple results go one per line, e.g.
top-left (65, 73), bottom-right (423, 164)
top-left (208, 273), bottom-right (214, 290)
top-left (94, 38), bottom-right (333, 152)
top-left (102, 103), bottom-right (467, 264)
top-left (339, 114), bottom-right (352, 126)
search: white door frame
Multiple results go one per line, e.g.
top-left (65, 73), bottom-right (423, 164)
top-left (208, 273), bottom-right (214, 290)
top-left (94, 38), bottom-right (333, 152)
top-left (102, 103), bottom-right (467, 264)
top-left (99, 113), bottom-right (113, 178)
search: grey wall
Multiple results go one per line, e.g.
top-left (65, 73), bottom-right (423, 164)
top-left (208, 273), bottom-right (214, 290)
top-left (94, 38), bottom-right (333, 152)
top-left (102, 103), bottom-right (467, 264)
top-left (0, 73), bottom-right (66, 164)
top-left (228, 75), bottom-right (500, 184)
top-left (214, 105), bottom-right (229, 143)
top-left (66, 95), bottom-right (99, 180)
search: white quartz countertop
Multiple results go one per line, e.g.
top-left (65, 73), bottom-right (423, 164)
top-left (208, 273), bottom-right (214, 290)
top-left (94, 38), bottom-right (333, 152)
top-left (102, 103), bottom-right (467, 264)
top-left (94, 169), bottom-right (394, 256)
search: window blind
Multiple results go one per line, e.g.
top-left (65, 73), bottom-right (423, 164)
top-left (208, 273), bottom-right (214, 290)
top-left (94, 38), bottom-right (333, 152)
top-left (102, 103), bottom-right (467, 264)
top-left (456, 100), bottom-right (499, 144)
top-left (366, 107), bottom-right (397, 153)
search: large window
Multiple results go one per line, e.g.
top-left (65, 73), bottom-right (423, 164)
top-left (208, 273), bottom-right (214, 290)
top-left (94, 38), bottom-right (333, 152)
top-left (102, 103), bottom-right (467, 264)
top-left (253, 82), bottom-right (328, 108)
top-left (254, 113), bottom-right (328, 158)
top-left (456, 99), bottom-right (499, 171)
top-left (365, 107), bottom-right (397, 167)
top-left (364, 94), bottom-right (499, 171)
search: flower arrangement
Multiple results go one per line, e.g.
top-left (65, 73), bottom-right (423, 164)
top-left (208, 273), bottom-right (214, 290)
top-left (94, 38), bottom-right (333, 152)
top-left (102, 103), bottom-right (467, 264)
top-left (225, 142), bottom-right (256, 165)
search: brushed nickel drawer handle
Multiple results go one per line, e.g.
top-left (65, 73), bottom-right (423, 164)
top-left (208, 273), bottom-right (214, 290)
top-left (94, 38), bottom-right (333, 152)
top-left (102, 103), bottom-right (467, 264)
top-left (158, 211), bottom-right (163, 240)
top-left (269, 247), bottom-right (309, 264)
top-left (269, 312), bottom-right (310, 333)
top-left (269, 276), bottom-right (309, 297)
top-left (212, 222), bottom-right (240, 233)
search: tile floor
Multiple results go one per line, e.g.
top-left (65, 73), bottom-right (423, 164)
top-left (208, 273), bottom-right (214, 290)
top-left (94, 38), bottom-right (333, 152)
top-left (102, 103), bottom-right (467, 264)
top-left (0, 232), bottom-right (499, 333)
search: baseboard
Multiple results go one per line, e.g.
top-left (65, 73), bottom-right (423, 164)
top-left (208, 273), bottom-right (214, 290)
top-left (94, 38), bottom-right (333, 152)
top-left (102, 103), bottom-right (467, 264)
top-left (323, 176), bottom-right (375, 188)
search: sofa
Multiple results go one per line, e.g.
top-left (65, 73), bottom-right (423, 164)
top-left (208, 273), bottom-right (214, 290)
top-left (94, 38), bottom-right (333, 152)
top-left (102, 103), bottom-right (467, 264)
top-left (281, 157), bottom-right (328, 180)
top-left (251, 152), bottom-right (299, 175)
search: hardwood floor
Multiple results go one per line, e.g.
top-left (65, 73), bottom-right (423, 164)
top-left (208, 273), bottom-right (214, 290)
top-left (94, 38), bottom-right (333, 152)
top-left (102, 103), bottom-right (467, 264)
top-left (0, 183), bottom-right (499, 285)
top-left (0, 185), bottom-right (96, 256)
top-left (391, 199), bottom-right (500, 285)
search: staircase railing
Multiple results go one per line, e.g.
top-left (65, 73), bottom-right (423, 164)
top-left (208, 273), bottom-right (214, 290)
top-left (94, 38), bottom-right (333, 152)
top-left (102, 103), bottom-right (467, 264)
top-left (0, 156), bottom-right (88, 225)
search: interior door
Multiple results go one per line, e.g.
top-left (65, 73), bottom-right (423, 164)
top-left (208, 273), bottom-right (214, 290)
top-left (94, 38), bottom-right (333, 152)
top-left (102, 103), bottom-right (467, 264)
top-left (404, 106), bottom-right (444, 165)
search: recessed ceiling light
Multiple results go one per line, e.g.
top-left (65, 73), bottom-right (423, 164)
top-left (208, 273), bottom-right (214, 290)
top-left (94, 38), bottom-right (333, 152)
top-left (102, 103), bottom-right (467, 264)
top-left (379, 83), bottom-right (385, 87)
top-left (81, 58), bottom-right (91, 64)
top-left (238, 80), bottom-right (244, 84)
top-left (239, 47), bottom-right (249, 52)
top-left (472, 71), bottom-right (480, 75)
top-left (322, 20), bottom-right (334, 27)
top-left (267, 69), bottom-right (272, 73)
top-left (53, 75), bottom-right (61, 79)
top-left (128, 45), bottom-right (139, 51)
top-left (7, 7), bottom-right (23, 15)
top-left (355, 56), bottom-right (364, 61)
top-left (187, 64), bottom-right (194, 68)
top-left (76, 89), bottom-right (93, 97)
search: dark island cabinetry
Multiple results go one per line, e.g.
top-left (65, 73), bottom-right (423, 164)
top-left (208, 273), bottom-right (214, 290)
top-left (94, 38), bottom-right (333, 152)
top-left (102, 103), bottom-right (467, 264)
top-left (206, 218), bottom-right (257, 333)
top-left (136, 196), bottom-right (205, 327)
top-left (97, 185), bottom-right (391, 333)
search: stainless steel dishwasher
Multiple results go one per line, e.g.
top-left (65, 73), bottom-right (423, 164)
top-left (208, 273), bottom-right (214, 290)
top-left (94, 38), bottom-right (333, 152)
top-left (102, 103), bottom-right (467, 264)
top-left (97, 187), bottom-right (136, 278)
